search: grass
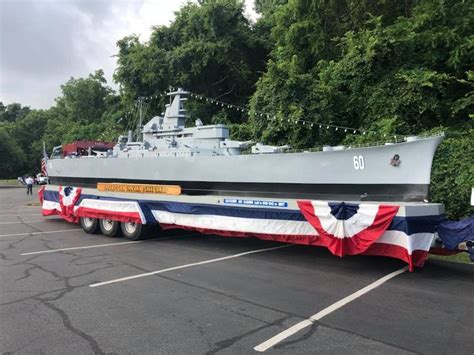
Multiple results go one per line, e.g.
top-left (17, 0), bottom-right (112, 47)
top-left (0, 179), bottom-right (20, 185)
top-left (429, 252), bottom-right (472, 264)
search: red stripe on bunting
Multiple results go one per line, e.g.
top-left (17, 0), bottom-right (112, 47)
top-left (297, 201), bottom-right (399, 257)
top-left (37, 185), bottom-right (45, 204)
top-left (75, 207), bottom-right (142, 224)
top-left (159, 223), bottom-right (428, 271)
top-left (362, 243), bottom-right (429, 271)
top-left (41, 209), bottom-right (59, 217)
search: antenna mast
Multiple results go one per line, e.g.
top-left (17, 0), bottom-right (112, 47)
top-left (137, 96), bottom-right (144, 141)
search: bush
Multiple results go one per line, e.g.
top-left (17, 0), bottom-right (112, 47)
top-left (429, 129), bottom-right (474, 220)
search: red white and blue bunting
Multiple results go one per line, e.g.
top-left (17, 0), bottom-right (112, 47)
top-left (297, 201), bottom-right (399, 257)
top-left (39, 185), bottom-right (81, 223)
top-left (75, 199), bottom-right (145, 224)
top-left (39, 186), bottom-right (439, 271)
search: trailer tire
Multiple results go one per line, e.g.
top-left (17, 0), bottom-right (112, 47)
top-left (99, 219), bottom-right (121, 238)
top-left (80, 217), bottom-right (99, 234)
top-left (121, 222), bottom-right (145, 241)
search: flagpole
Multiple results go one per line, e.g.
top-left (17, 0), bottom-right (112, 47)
top-left (42, 142), bottom-right (48, 177)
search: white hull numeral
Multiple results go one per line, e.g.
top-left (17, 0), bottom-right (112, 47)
top-left (353, 155), bottom-right (365, 170)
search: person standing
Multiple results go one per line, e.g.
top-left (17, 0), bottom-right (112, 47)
top-left (25, 176), bottom-right (34, 195)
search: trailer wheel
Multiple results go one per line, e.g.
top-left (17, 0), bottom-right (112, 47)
top-left (99, 219), bottom-right (121, 237)
top-left (80, 217), bottom-right (99, 234)
top-left (121, 222), bottom-right (145, 241)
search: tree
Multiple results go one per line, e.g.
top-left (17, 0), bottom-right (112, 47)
top-left (249, 0), bottom-right (473, 148)
top-left (42, 70), bottom-right (124, 149)
top-left (254, 0), bottom-right (287, 15)
top-left (0, 70), bottom-right (125, 177)
top-left (0, 102), bottom-right (31, 122)
top-left (55, 70), bottom-right (113, 123)
top-left (430, 129), bottom-right (474, 220)
top-left (0, 127), bottom-right (26, 178)
top-left (8, 110), bottom-right (50, 174)
top-left (114, 0), bottom-right (270, 126)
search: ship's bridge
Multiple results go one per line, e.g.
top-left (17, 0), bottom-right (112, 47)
top-left (114, 88), bottom-right (255, 158)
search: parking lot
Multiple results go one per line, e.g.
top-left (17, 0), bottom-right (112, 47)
top-left (1, 187), bottom-right (473, 354)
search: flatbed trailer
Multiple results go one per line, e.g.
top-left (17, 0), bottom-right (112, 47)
top-left (39, 184), bottom-right (445, 271)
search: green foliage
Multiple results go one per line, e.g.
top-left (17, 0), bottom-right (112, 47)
top-left (8, 110), bottom-right (50, 173)
top-left (0, 102), bottom-right (31, 122)
top-left (0, 127), bottom-right (26, 178)
top-left (250, 0), bottom-right (472, 145)
top-left (430, 129), bottom-right (474, 220)
top-left (114, 0), bottom-right (269, 125)
top-left (2, 70), bottom-right (124, 177)
top-left (55, 70), bottom-right (112, 123)
top-left (254, 0), bottom-right (287, 14)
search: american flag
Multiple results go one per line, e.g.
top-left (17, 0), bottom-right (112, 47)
top-left (41, 142), bottom-right (48, 176)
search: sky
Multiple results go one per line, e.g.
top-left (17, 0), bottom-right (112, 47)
top-left (0, 0), bottom-right (258, 109)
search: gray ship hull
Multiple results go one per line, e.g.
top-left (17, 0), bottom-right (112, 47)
top-left (47, 135), bottom-right (443, 202)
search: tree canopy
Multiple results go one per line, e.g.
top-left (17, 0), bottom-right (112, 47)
top-left (114, 0), bottom-right (269, 125)
top-left (1, 70), bottom-right (122, 178)
top-left (248, 0), bottom-right (472, 147)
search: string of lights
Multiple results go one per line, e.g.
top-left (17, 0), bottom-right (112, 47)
top-left (124, 88), bottom-right (402, 138)
top-left (186, 91), bottom-right (383, 136)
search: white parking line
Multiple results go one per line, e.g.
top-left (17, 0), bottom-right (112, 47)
top-left (21, 240), bottom-right (143, 255)
top-left (19, 234), bottom-right (193, 255)
top-left (90, 244), bottom-right (292, 288)
top-left (253, 266), bottom-right (409, 352)
top-left (0, 229), bottom-right (83, 238)
top-left (0, 213), bottom-right (42, 217)
top-left (0, 206), bottom-right (39, 211)
top-left (0, 219), bottom-right (62, 225)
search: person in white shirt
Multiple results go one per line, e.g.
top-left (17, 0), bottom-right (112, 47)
top-left (25, 176), bottom-right (34, 195)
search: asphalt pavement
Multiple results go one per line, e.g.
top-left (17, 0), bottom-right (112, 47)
top-left (1, 186), bottom-right (473, 354)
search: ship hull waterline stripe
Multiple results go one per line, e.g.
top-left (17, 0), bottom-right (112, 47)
top-left (49, 177), bottom-right (428, 202)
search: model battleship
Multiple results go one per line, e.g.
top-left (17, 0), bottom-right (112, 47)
top-left (47, 88), bottom-right (443, 201)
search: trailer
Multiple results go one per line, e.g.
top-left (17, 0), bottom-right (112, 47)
top-left (38, 182), bottom-right (449, 271)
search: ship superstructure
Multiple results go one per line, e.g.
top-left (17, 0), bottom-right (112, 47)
top-left (113, 88), bottom-right (286, 158)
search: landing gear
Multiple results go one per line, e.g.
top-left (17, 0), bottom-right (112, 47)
top-left (120, 222), bottom-right (146, 241)
top-left (80, 217), bottom-right (100, 234)
top-left (99, 219), bottom-right (121, 237)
